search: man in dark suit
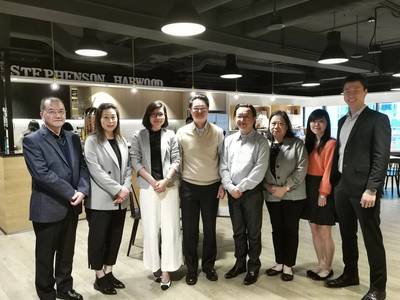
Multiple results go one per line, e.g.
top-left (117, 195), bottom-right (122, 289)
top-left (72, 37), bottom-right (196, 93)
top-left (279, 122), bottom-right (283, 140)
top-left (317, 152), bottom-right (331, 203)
top-left (23, 97), bottom-right (90, 300)
top-left (326, 74), bottom-right (391, 300)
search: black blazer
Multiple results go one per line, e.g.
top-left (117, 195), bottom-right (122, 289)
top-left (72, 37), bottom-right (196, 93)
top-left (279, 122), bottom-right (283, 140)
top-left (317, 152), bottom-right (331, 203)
top-left (330, 107), bottom-right (391, 196)
top-left (23, 127), bottom-right (90, 223)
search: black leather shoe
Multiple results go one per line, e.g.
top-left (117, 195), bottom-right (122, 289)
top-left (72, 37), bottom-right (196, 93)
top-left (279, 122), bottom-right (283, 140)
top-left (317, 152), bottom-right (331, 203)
top-left (281, 272), bottom-right (294, 281)
top-left (307, 270), bottom-right (334, 281)
top-left (224, 265), bottom-right (246, 279)
top-left (325, 273), bottom-right (359, 288)
top-left (361, 289), bottom-right (386, 300)
top-left (243, 271), bottom-right (258, 285)
top-left (94, 276), bottom-right (117, 295)
top-left (105, 272), bottom-right (125, 289)
top-left (265, 268), bottom-right (282, 276)
top-left (203, 269), bottom-right (218, 281)
top-left (56, 289), bottom-right (83, 300)
top-left (185, 272), bottom-right (198, 285)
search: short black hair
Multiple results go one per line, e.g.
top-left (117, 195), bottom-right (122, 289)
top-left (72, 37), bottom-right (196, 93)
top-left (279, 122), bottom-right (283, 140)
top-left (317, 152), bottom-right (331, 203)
top-left (142, 101), bottom-right (169, 130)
top-left (188, 93), bottom-right (209, 109)
top-left (343, 74), bottom-right (368, 90)
top-left (266, 110), bottom-right (295, 141)
top-left (233, 104), bottom-right (257, 129)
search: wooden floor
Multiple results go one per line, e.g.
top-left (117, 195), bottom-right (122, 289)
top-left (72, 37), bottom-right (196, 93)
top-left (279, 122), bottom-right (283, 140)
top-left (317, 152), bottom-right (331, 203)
top-left (1, 191), bottom-right (400, 300)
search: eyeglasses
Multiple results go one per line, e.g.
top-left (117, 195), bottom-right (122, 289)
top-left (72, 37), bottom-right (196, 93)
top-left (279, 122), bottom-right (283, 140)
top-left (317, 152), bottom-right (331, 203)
top-left (270, 122), bottom-right (287, 127)
top-left (45, 109), bottom-right (66, 116)
top-left (150, 112), bottom-right (165, 118)
top-left (191, 106), bottom-right (208, 112)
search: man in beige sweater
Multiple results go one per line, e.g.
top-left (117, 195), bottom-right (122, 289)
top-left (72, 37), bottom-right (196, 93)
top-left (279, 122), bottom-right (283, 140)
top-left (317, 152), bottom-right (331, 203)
top-left (176, 94), bottom-right (225, 285)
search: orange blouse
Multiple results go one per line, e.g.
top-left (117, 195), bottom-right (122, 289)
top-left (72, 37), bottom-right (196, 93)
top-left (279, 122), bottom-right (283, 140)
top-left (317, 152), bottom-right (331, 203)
top-left (307, 139), bottom-right (336, 196)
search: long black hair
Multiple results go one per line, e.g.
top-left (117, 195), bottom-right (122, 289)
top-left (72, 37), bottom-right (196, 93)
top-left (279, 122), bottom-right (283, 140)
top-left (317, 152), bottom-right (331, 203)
top-left (305, 109), bottom-right (333, 154)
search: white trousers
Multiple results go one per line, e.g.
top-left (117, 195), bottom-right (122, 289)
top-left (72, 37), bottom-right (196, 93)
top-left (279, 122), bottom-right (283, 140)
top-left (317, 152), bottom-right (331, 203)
top-left (140, 185), bottom-right (183, 272)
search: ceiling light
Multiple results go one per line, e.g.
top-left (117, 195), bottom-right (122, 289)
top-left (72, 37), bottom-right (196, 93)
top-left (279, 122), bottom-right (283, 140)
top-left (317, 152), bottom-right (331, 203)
top-left (268, 15), bottom-right (285, 31)
top-left (368, 44), bottom-right (382, 54)
top-left (267, 0), bottom-right (285, 31)
top-left (75, 29), bottom-right (107, 57)
top-left (161, 0), bottom-right (205, 37)
top-left (50, 80), bottom-right (60, 91)
top-left (130, 87), bottom-right (138, 94)
top-left (301, 72), bottom-right (320, 87)
top-left (318, 31), bottom-right (348, 64)
top-left (367, 16), bottom-right (376, 23)
top-left (393, 72), bottom-right (400, 77)
top-left (220, 54), bottom-right (242, 79)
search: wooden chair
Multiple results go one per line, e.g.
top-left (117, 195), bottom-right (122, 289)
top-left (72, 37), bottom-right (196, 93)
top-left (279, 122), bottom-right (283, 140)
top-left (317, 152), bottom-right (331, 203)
top-left (385, 160), bottom-right (400, 196)
top-left (127, 186), bottom-right (141, 256)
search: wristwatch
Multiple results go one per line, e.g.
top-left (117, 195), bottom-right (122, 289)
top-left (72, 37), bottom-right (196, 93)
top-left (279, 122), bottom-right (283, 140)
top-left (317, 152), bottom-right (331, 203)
top-left (366, 188), bottom-right (377, 195)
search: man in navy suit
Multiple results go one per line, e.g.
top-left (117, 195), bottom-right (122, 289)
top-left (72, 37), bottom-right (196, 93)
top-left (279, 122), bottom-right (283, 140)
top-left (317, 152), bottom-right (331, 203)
top-left (326, 74), bottom-right (391, 300)
top-left (23, 97), bottom-right (90, 300)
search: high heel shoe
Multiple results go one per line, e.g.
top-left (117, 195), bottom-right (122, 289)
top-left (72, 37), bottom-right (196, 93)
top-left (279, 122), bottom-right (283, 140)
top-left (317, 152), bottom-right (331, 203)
top-left (153, 269), bottom-right (162, 283)
top-left (160, 281), bottom-right (171, 291)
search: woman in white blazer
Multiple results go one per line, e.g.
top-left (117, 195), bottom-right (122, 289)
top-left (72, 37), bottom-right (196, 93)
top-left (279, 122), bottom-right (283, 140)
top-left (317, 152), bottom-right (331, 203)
top-left (130, 101), bottom-right (182, 291)
top-left (84, 103), bottom-right (131, 295)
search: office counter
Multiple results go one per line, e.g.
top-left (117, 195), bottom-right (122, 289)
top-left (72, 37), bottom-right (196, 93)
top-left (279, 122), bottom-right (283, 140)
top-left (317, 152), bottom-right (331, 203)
top-left (0, 154), bottom-right (31, 234)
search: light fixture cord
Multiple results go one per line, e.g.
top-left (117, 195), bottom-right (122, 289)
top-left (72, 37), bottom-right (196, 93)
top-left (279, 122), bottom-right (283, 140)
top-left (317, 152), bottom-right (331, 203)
top-left (131, 38), bottom-right (135, 78)
top-left (355, 15), bottom-right (359, 51)
top-left (273, 0), bottom-right (277, 14)
top-left (271, 62), bottom-right (275, 94)
top-left (51, 22), bottom-right (56, 78)
top-left (191, 54), bottom-right (194, 89)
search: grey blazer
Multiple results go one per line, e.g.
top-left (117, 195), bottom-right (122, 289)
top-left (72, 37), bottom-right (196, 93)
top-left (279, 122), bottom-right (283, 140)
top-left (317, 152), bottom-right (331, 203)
top-left (84, 134), bottom-right (132, 210)
top-left (264, 137), bottom-right (308, 202)
top-left (130, 128), bottom-right (180, 189)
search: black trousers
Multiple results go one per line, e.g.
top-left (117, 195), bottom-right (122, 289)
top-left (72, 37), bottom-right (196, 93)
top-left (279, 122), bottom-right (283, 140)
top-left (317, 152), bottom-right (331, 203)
top-left (228, 187), bottom-right (263, 272)
top-left (86, 208), bottom-right (127, 270)
top-left (334, 180), bottom-right (386, 291)
top-left (181, 180), bottom-right (219, 273)
top-left (32, 209), bottom-right (78, 300)
top-left (266, 200), bottom-right (305, 267)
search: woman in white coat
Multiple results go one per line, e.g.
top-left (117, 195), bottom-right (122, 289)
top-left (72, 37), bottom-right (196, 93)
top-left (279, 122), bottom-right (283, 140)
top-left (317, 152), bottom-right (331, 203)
top-left (131, 101), bottom-right (182, 291)
top-left (84, 103), bottom-right (131, 295)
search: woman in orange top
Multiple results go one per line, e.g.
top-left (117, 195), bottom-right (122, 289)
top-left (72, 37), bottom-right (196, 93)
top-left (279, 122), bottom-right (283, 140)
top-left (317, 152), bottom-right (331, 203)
top-left (304, 109), bottom-right (336, 281)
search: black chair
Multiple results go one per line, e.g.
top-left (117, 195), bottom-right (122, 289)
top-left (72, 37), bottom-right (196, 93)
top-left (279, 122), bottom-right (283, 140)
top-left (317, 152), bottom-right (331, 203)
top-left (385, 159), bottom-right (400, 196)
top-left (127, 186), bottom-right (141, 256)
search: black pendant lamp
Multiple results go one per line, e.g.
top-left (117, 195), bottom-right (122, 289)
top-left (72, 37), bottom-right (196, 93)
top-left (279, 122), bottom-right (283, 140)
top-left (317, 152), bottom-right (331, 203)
top-left (267, 0), bottom-right (285, 31)
top-left (75, 28), bottom-right (107, 57)
top-left (318, 31), bottom-right (348, 64)
top-left (220, 54), bottom-right (242, 79)
top-left (161, 0), bottom-right (205, 37)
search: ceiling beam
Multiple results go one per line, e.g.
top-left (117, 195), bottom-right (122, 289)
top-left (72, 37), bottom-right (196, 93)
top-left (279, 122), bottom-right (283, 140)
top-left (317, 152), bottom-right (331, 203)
top-left (218, 0), bottom-right (309, 28)
top-left (0, 0), bottom-right (373, 73)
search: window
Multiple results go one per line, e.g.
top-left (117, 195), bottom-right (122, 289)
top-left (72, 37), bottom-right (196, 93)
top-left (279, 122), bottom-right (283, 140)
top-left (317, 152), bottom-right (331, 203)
top-left (377, 103), bottom-right (400, 151)
top-left (325, 105), bottom-right (348, 138)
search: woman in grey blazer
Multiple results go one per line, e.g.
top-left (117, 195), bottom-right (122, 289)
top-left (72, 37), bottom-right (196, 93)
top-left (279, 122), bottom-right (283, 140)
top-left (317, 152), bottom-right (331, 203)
top-left (264, 111), bottom-right (308, 281)
top-left (84, 103), bottom-right (132, 295)
top-left (130, 101), bottom-right (182, 291)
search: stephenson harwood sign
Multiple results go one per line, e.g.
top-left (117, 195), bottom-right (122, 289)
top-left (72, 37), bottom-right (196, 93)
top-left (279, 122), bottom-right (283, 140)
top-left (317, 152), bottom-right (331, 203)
top-left (10, 65), bottom-right (164, 87)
